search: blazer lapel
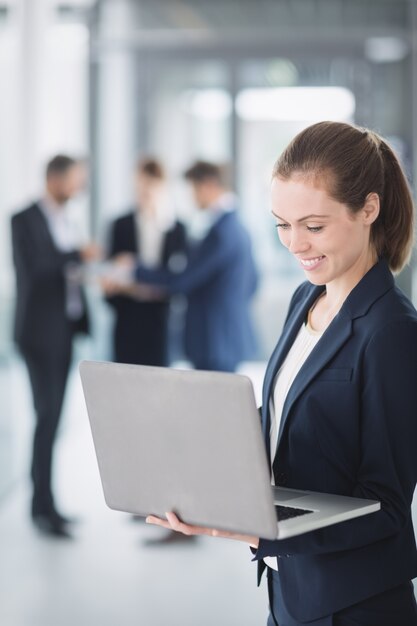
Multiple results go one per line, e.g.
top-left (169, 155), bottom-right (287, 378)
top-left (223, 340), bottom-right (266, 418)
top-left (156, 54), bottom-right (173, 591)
top-left (32, 204), bottom-right (57, 250)
top-left (275, 309), bottom-right (352, 455)
top-left (129, 212), bottom-right (139, 254)
top-left (263, 258), bottom-right (394, 471)
top-left (261, 284), bottom-right (324, 466)
top-left (273, 259), bottom-right (394, 462)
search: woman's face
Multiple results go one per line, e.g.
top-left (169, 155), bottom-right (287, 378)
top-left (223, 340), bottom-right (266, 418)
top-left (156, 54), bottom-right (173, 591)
top-left (271, 175), bottom-right (378, 288)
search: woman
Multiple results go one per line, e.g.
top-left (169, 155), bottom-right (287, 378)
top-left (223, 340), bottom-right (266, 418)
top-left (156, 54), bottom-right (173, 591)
top-left (146, 122), bottom-right (417, 625)
top-left (103, 157), bottom-right (186, 366)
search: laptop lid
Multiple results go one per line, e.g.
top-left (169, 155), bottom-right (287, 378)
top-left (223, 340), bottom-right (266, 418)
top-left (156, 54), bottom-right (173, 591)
top-left (79, 360), bottom-right (279, 540)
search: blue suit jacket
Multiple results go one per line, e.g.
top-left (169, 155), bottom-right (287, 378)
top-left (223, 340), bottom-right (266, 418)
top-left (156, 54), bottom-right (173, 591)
top-left (254, 259), bottom-right (417, 621)
top-left (135, 210), bottom-right (258, 371)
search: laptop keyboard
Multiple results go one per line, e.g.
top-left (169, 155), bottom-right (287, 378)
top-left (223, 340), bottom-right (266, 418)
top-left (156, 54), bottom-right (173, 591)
top-left (275, 505), bottom-right (314, 521)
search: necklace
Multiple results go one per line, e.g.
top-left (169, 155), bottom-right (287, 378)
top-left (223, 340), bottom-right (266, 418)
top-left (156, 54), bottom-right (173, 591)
top-left (309, 290), bottom-right (326, 314)
top-left (307, 291), bottom-right (326, 333)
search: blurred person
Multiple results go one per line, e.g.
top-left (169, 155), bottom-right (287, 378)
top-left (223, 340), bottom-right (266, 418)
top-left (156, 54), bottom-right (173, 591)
top-left (115, 160), bottom-right (258, 373)
top-left (102, 157), bottom-right (187, 366)
top-left (146, 122), bottom-right (417, 625)
top-left (109, 160), bottom-right (258, 545)
top-left (11, 155), bottom-right (100, 538)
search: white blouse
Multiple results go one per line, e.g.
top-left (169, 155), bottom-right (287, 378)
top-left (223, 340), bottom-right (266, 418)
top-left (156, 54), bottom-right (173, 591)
top-left (269, 320), bottom-right (323, 472)
top-left (265, 317), bottom-right (323, 571)
top-left (136, 213), bottom-right (166, 268)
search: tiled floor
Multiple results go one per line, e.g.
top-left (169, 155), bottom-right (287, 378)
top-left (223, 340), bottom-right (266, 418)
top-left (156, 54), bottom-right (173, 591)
top-left (0, 362), bottom-right (269, 626)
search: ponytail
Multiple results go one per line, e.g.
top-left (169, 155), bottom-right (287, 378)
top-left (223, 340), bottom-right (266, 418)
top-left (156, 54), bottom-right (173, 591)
top-left (373, 138), bottom-right (414, 272)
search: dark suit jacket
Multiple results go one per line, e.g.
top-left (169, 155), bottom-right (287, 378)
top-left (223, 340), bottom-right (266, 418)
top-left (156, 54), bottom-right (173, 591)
top-left (106, 211), bottom-right (187, 365)
top-left (11, 202), bottom-right (89, 354)
top-left (135, 210), bottom-right (258, 371)
top-left (254, 258), bottom-right (417, 621)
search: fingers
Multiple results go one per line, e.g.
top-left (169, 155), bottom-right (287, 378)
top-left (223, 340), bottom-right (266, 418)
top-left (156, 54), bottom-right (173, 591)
top-left (145, 515), bottom-right (172, 530)
top-left (164, 513), bottom-right (223, 538)
top-left (146, 512), bottom-right (207, 536)
top-left (145, 513), bottom-right (191, 534)
top-left (145, 512), bottom-right (259, 547)
top-left (165, 512), bottom-right (196, 535)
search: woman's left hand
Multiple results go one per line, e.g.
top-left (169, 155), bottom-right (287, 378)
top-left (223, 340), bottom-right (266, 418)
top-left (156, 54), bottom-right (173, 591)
top-left (146, 511), bottom-right (259, 548)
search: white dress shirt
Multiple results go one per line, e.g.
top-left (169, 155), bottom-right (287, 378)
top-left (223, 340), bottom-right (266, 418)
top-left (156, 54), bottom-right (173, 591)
top-left (40, 197), bottom-right (84, 320)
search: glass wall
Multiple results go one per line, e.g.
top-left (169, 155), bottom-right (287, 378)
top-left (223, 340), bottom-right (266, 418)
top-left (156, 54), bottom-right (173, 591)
top-left (91, 0), bottom-right (415, 357)
top-left (0, 0), bottom-right (90, 500)
top-left (1, 0), bottom-right (416, 498)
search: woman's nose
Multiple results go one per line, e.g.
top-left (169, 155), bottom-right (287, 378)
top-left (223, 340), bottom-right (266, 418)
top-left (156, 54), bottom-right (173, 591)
top-left (288, 229), bottom-right (310, 254)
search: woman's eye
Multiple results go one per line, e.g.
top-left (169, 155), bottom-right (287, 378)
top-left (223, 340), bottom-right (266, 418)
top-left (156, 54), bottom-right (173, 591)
top-left (307, 226), bottom-right (323, 233)
top-left (276, 223), bottom-right (290, 230)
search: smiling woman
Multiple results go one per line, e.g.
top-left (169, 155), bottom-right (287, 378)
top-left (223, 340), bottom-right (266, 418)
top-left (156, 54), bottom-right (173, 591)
top-left (147, 121), bottom-right (417, 626)
top-left (270, 177), bottom-right (380, 327)
top-left (270, 122), bottom-right (414, 333)
top-left (257, 122), bottom-right (417, 625)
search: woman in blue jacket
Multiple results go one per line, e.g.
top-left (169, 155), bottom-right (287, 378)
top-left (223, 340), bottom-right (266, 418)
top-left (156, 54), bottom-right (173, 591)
top-left (146, 121), bottom-right (417, 625)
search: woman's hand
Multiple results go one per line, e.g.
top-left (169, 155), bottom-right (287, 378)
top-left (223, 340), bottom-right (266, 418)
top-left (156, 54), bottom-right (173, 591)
top-left (146, 511), bottom-right (259, 549)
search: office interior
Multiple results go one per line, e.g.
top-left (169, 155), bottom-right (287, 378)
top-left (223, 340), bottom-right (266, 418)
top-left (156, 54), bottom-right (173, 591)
top-left (1, 0), bottom-right (417, 624)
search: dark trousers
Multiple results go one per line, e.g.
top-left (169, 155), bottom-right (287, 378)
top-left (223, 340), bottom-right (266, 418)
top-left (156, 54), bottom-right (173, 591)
top-left (21, 338), bottom-right (72, 516)
top-left (267, 567), bottom-right (417, 626)
top-left (113, 303), bottom-right (169, 366)
top-left (192, 359), bottom-right (237, 373)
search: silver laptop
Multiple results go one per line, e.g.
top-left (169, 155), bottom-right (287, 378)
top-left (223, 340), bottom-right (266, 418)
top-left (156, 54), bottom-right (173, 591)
top-left (79, 360), bottom-right (380, 540)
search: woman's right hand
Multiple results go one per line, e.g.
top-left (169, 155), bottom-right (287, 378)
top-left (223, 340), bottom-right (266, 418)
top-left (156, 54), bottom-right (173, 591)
top-left (146, 512), bottom-right (259, 549)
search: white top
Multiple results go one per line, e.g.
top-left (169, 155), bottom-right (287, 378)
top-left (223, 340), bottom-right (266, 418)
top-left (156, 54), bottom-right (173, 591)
top-left (136, 212), bottom-right (166, 269)
top-left (264, 316), bottom-right (323, 571)
top-left (269, 321), bottom-right (322, 470)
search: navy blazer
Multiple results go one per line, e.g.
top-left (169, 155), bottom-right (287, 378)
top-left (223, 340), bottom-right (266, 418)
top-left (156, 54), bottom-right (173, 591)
top-left (135, 210), bottom-right (258, 371)
top-left (11, 202), bottom-right (89, 354)
top-left (254, 259), bottom-right (417, 622)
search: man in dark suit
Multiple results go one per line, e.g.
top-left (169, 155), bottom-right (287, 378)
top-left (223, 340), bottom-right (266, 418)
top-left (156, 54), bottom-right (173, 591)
top-left (11, 155), bottom-right (99, 537)
top-left (132, 161), bottom-right (259, 372)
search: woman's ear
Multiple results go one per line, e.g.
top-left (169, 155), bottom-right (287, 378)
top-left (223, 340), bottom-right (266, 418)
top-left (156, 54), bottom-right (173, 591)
top-left (362, 192), bottom-right (380, 225)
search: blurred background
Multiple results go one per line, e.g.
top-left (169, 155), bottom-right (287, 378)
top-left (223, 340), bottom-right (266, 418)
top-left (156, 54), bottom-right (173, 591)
top-left (1, 1), bottom-right (417, 624)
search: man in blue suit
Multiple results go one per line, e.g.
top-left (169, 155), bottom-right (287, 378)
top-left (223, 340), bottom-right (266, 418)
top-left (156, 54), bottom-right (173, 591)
top-left (133, 161), bottom-right (258, 372)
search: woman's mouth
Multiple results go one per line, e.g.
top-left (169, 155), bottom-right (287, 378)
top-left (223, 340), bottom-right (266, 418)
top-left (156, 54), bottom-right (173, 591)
top-left (299, 256), bottom-right (326, 271)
